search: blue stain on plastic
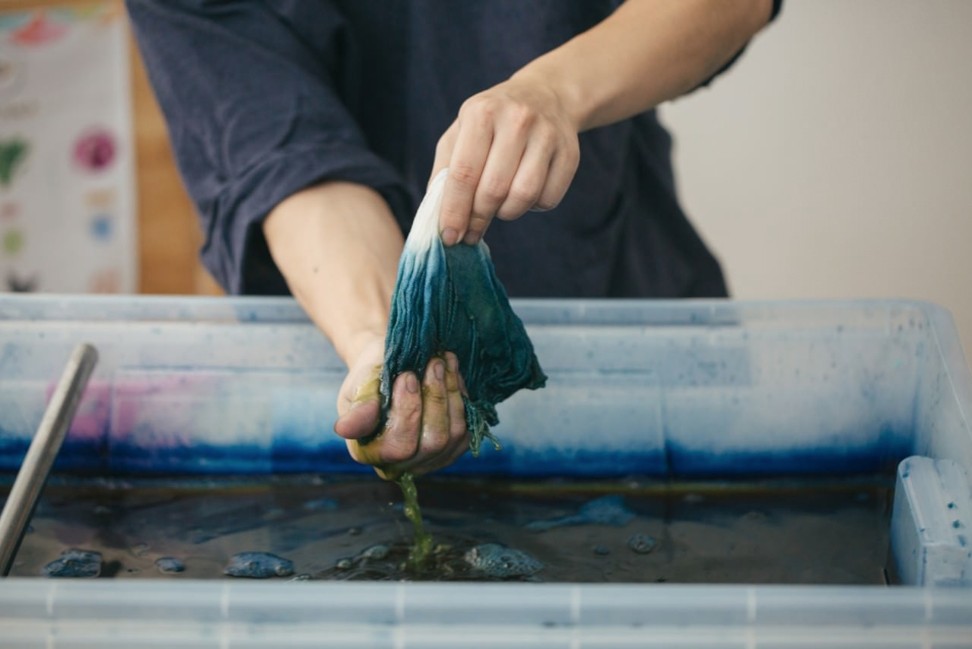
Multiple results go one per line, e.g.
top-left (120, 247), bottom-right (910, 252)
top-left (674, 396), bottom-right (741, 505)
top-left (42, 548), bottom-right (102, 578)
top-left (223, 551), bottom-right (294, 578)
top-left (379, 170), bottom-right (546, 454)
top-left (526, 495), bottom-right (635, 531)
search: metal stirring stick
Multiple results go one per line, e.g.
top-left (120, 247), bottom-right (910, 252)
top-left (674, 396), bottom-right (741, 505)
top-left (0, 343), bottom-right (99, 576)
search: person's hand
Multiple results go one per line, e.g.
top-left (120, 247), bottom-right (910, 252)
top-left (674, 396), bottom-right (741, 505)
top-left (333, 339), bottom-right (470, 480)
top-left (431, 74), bottom-right (580, 246)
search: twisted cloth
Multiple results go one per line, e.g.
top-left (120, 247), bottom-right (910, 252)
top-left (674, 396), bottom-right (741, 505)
top-left (380, 171), bottom-right (547, 454)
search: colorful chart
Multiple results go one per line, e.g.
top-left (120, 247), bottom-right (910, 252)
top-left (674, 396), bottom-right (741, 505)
top-left (0, 2), bottom-right (134, 293)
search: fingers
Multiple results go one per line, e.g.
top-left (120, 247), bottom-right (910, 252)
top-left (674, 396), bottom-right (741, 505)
top-left (346, 371), bottom-right (421, 467)
top-left (499, 130), bottom-right (579, 220)
top-left (433, 83), bottom-right (581, 246)
top-left (350, 353), bottom-right (470, 480)
top-left (438, 114), bottom-right (492, 246)
top-left (464, 128), bottom-right (527, 245)
top-left (333, 365), bottom-right (382, 440)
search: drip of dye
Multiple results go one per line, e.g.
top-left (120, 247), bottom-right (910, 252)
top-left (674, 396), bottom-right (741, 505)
top-left (398, 472), bottom-right (433, 569)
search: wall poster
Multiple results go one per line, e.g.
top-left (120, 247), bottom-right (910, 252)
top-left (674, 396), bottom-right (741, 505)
top-left (0, 3), bottom-right (135, 294)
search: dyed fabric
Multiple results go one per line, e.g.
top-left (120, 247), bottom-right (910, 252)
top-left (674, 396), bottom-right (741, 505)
top-left (380, 172), bottom-right (547, 453)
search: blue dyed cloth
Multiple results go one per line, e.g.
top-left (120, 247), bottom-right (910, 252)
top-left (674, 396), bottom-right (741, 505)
top-left (380, 172), bottom-right (546, 453)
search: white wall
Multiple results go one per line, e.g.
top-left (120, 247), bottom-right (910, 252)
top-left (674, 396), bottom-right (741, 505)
top-left (661, 0), bottom-right (972, 364)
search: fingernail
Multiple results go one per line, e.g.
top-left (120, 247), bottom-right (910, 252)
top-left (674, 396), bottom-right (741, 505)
top-left (405, 373), bottom-right (419, 393)
top-left (446, 353), bottom-right (458, 373)
top-left (463, 231), bottom-right (480, 245)
top-left (442, 228), bottom-right (459, 246)
top-left (433, 360), bottom-right (445, 381)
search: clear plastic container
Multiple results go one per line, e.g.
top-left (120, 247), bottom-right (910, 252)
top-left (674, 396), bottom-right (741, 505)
top-left (0, 295), bottom-right (970, 647)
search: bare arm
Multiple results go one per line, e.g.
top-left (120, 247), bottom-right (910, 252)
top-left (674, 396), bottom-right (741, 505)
top-left (263, 182), bottom-right (400, 366)
top-left (433, 0), bottom-right (775, 245)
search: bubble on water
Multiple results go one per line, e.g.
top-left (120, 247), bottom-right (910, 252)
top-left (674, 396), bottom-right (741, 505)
top-left (464, 543), bottom-right (543, 579)
top-left (347, 527), bottom-right (362, 536)
top-left (358, 544), bottom-right (390, 561)
top-left (155, 557), bottom-right (185, 574)
top-left (627, 533), bottom-right (656, 555)
top-left (129, 542), bottom-right (150, 557)
top-left (527, 495), bottom-right (635, 531)
top-left (42, 548), bottom-right (102, 578)
top-left (593, 545), bottom-right (610, 556)
top-left (289, 573), bottom-right (311, 582)
top-left (223, 551), bottom-right (294, 579)
top-left (578, 496), bottom-right (635, 525)
top-left (335, 558), bottom-right (353, 570)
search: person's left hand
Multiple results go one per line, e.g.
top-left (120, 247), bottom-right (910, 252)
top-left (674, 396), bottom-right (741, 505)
top-left (333, 340), bottom-right (470, 480)
top-left (430, 74), bottom-right (580, 247)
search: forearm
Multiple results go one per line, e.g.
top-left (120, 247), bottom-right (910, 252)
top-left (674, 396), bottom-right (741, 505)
top-left (518, 0), bottom-right (774, 132)
top-left (263, 182), bottom-right (402, 365)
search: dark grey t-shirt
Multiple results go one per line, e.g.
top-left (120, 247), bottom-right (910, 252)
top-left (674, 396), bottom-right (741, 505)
top-left (128, 0), bottom-right (778, 298)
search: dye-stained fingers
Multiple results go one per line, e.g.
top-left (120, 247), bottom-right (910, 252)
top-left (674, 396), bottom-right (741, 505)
top-left (333, 357), bottom-right (384, 442)
top-left (345, 370), bottom-right (422, 468)
top-left (375, 352), bottom-right (470, 480)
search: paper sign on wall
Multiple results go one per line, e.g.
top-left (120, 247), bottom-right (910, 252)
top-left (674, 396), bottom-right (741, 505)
top-left (0, 3), bottom-right (135, 293)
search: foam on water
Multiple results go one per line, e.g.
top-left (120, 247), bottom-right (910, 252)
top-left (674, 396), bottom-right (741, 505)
top-left (224, 552), bottom-right (294, 579)
top-left (42, 548), bottom-right (102, 578)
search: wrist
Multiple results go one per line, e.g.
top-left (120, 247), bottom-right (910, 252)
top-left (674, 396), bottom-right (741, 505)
top-left (509, 66), bottom-right (586, 134)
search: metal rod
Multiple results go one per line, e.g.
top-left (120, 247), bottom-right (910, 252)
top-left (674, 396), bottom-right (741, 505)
top-left (0, 343), bottom-right (99, 576)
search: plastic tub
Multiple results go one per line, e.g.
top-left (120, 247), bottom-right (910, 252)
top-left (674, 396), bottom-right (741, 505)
top-left (0, 295), bottom-right (970, 647)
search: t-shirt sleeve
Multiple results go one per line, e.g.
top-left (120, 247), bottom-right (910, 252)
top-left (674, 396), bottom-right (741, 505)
top-left (695, 0), bottom-right (784, 90)
top-left (126, 0), bottom-right (412, 295)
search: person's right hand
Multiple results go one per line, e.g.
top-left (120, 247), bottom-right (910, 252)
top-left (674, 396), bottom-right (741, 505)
top-left (333, 338), bottom-right (470, 480)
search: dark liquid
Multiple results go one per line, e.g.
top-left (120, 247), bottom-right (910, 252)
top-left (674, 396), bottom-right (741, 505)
top-left (2, 474), bottom-right (893, 583)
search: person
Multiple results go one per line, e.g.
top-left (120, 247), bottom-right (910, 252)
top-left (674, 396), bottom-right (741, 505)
top-left (127, 0), bottom-right (781, 480)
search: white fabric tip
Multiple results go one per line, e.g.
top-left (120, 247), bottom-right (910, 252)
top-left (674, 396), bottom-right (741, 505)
top-left (403, 169), bottom-right (448, 255)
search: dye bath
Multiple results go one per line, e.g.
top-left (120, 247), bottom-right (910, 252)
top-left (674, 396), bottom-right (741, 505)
top-left (1, 474), bottom-right (893, 583)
